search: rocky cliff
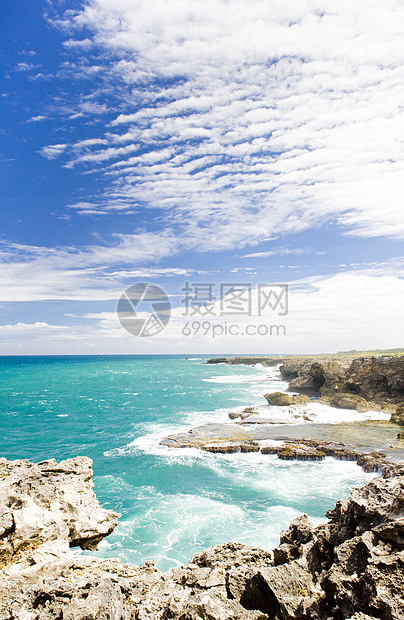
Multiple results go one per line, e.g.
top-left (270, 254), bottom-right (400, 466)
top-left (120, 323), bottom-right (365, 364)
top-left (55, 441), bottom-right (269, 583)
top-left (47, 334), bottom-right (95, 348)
top-left (0, 456), bottom-right (403, 620)
top-left (280, 356), bottom-right (404, 417)
top-left (207, 355), bottom-right (404, 415)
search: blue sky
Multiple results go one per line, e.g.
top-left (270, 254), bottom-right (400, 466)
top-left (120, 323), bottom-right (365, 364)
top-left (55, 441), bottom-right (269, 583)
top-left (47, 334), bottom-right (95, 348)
top-left (1, 0), bottom-right (403, 354)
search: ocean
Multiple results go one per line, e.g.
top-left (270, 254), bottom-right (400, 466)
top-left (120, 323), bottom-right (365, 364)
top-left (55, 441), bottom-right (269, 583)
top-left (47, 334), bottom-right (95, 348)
top-left (0, 354), bottom-right (394, 571)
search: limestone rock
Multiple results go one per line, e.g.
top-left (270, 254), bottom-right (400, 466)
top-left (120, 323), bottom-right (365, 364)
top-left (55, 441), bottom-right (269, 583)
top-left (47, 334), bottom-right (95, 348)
top-left (278, 446), bottom-right (326, 461)
top-left (263, 392), bottom-right (294, 406)
top-left (201, 442), bottom-right (260, 454)
top-left (1, 456), bottom-right (404, 620)
top-left (241, 562), bottom-right (322, 619)
top-left (281, 355), bottom-right (404, 410)
top-left (0, 456), bottom-right (119, 567)
top-left (331, 393), bottom-right (370, 412)
top-left (390, 402), bottom-right (404, 425)
top-left (292, 394), bottom-right (310, 405)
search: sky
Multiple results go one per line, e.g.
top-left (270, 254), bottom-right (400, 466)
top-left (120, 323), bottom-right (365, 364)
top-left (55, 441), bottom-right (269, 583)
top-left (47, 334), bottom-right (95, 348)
top-left (0, 0), bottom-right (403, 355)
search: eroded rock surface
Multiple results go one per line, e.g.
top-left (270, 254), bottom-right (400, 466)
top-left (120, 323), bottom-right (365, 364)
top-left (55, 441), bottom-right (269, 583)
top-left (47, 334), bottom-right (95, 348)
top-left (0, 456), bottom-right (119, 568)
top-left (1, 457), bottom-right (403, 619)
top-left (280, 355), bottom-right (404, 411)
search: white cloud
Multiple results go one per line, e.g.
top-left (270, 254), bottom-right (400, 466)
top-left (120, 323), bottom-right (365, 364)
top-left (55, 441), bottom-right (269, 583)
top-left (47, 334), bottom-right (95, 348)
top-left (0, 236), bottom-right (192, 301)
top-left (28, 115), bottom-right (47, 122)
top-left (40, 143), bottom-right (68, 159)
top-left (39, 0), bottom-right (404, 250)
top-left (0, 322), bottom-right (66, 333)
top-left (241, 247), bottom-right (311, 259)
top-left (1, 269), bottom-right (402, 355)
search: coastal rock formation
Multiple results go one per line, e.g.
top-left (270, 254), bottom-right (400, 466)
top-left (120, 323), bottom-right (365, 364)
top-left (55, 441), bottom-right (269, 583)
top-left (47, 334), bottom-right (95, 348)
top-left (207, 354), bottom-right (404, 413)
top-left (263, 392), bottom-right (294, 406)
top-left (391, 403), bottom-right (404, 425)
top-left (206, 357), bottom-right (283, 367)
top-left (161, 421), bottom-right (403, 469)
top-left (1, 456), bottom-right (403, 619)
top-left (280, 355), bottom-right (404, 410)
top-left (263, 392), bottom-right (310, 406)
top-left (0, 456), bottom-right (119, 568)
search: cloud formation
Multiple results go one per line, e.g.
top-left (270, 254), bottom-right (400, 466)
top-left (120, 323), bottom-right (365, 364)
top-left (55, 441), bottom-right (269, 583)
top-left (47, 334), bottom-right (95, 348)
top-left (40, 0), bottom-right (404, 253)
top-left (1, 269), bottom-right (402, 355)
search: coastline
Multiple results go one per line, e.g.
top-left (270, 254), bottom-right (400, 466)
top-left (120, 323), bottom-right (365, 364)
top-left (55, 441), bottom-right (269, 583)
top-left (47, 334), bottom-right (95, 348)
top-left (1, 451), bottom-right (403, 619)
top-left (162, 354), bottom-right (404, 461)
top-left (1, 353), bottom-right (403, 618)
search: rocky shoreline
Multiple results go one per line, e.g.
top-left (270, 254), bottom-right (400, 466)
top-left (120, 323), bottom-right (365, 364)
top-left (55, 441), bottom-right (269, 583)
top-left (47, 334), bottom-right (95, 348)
top-left (207, 355), bottom-right (404, 414)
top-left (160, 355), bottom-right (404, 455)
top-left (0, 455), bottom-right (403, 619)
top-left (1, 354), bottom-right (403, 619)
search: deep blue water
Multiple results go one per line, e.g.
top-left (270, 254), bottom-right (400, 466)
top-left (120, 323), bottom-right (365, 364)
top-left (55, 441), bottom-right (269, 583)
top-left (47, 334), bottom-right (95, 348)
top-left (0, 355), bottom-right (375, 570)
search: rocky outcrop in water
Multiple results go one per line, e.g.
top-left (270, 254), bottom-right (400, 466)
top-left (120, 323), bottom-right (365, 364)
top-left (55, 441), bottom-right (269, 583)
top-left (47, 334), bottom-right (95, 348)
top-left (263, 392), bottom-right (310, 406)
top-left (391, 403), bottom-right (404, 426)
top-left (0, 456), bottom-right (119, 568)
top-left (0, 456), bottom-right (403, 619)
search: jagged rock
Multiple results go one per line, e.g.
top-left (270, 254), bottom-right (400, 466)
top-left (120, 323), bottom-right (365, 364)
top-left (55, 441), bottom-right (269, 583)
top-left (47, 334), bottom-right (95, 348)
top-left (62, 578), bottom-right (125, 620)
top-left (280, 355), bottom-right (404, 410)
top-left (273, 516), bottom-right (314, 565)
top-left (1, 457), bottom-right (404, 620)
top-left (208, 354), bottom-right (404, 410)
top-left (240, 562), bottom-right (322, 619)
top-left (286, 359), bottom-right (351, 396)
top-left (390, 402), bottom-right (404, 425)
top-left (263, 392), bottom-right (294, 406)
top-left (277, 446), bottom-right (326, 461)
top-left (228, 411), bottom-right (241, 419)
top-left (280, 515), bottom-right (314, 548)
top-left (201, 442), bottom-right (260, 454)
top-left (0, 457), bottom-right (119, 567)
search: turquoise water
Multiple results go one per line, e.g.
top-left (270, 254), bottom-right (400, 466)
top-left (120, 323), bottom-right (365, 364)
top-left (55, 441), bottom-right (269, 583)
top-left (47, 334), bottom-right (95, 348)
top-left (0, 355), bottom-right (375, 571)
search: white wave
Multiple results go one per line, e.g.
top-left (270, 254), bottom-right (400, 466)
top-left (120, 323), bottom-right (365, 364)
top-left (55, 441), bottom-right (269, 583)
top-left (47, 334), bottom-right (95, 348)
top-left (203, 372), bottom-right (270, 384)
top-left (245, 402), bottom-right (391, 425)
top-left (87, 457), bottom-right (375, 571)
